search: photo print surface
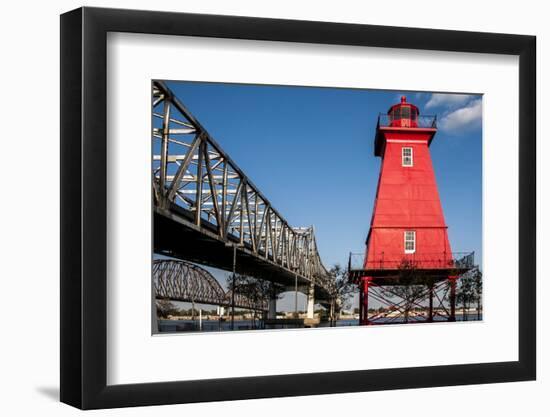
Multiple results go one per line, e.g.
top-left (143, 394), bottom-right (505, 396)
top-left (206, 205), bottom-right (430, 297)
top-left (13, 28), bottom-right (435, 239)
top-left (151, 81), bottom-right (482, 334)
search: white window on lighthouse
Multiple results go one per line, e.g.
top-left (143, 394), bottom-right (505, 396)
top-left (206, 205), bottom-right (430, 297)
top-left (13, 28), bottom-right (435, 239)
top-left (404, 230), bottom-right (416, 253)
top-left (402, 147), bottom-right (413, 167)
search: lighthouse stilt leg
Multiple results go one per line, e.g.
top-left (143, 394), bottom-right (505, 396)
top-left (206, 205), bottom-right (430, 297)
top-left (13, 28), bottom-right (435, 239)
top-left (362, 278), bottom-right (370, 325)
top-left (359, 287), bottom-right (364, 325)
top-left (448, 276), bottom-right (457, 322)
top-left (428, 284), bottom-right (434, 323)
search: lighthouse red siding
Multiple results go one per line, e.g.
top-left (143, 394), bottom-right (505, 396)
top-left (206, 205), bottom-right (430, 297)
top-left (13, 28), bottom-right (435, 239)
top-left (364, 122), bottom-right (453, 270)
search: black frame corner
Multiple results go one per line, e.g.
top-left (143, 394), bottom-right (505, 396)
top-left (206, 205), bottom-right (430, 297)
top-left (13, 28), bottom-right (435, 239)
top-left (60, 6), bottom-right (536, 410)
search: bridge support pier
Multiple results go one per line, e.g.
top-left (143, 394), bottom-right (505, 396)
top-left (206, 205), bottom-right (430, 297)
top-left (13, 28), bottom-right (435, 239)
top-left (360, 277), bottom-right (372, 325)
top-left (306, 283), bottom-right (315, 319)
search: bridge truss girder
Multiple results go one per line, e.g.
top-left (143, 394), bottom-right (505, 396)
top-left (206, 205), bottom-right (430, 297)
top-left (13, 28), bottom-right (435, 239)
top-left (152, 81), bottom-right (334, 296)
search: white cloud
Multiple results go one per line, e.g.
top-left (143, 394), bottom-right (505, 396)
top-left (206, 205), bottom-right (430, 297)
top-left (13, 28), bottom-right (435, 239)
top-left (439, 98), bottom-right (482, 133)
top-left (425, 93), bottom-right (471, 109)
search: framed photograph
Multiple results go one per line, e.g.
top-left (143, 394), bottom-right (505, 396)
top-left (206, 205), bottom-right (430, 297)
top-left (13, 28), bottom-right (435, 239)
top-left (60, 6), bottom-right (536, 409)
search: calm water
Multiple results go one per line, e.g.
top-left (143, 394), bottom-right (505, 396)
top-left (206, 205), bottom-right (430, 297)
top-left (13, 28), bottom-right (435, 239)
top-left (158, 314), bottom-right (482, 333)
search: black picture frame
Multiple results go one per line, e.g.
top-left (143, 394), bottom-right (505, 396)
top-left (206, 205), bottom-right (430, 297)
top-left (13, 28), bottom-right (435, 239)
top-left (60, 6), bottom-right (536, 410)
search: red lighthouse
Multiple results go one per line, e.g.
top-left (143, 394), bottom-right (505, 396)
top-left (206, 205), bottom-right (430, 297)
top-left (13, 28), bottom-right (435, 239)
top-left (354, 96), bottom-right (473, 325)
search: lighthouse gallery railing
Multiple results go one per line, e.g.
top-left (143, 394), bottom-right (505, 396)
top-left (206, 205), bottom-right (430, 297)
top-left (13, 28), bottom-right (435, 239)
top-left (377, 113), bottom-right (437, 129)
top-left (347, 251), bottom-right (475, 272)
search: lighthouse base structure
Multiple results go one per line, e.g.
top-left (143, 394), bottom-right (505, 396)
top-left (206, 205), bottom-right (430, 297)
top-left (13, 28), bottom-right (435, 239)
top-left (358, 275), bottom-right (460, 325)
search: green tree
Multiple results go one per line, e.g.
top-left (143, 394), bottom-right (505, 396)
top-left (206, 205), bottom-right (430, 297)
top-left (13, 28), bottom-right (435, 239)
top-left (156, 299), bottom-right (179, 319)
top-left (226, 274), bottom-right (283, 328)
top-left (381, 259), bottom-right (432, 323)
top-left (327, 264), bottom-right (356, 325)
top-left (474, 268), bottom-right (483, 319)
top-left (457, 268), bottom-right (483, 321)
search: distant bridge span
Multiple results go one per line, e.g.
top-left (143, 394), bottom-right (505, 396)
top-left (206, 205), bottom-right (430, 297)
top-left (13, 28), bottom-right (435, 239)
top-left (152, 81), bottom-right (334, 301)
top-left (154, 259), bottom-right (268, 311)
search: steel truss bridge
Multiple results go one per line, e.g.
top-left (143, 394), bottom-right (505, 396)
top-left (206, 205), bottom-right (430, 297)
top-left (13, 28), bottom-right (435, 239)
top-left (152, 81), bottom-right (334, 301)
top-left (154, 259), bottom-right (268, 311)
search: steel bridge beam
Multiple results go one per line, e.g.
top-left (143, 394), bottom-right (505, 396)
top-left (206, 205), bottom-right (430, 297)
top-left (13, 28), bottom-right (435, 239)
top-left (154, 209), bottom-right (330, 299)
top-left (152, 81), bottom-right (335, 299)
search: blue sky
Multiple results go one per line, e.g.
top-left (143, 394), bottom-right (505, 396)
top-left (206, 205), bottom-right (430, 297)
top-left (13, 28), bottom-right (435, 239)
top-left (162, 81), bottom-right (482, 310)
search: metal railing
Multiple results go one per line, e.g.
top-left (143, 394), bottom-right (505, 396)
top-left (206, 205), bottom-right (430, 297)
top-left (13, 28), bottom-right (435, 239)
top-left (348, 251), bottom-right (475, 271)
top-left (377, 113), bottom-right (437, 129)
